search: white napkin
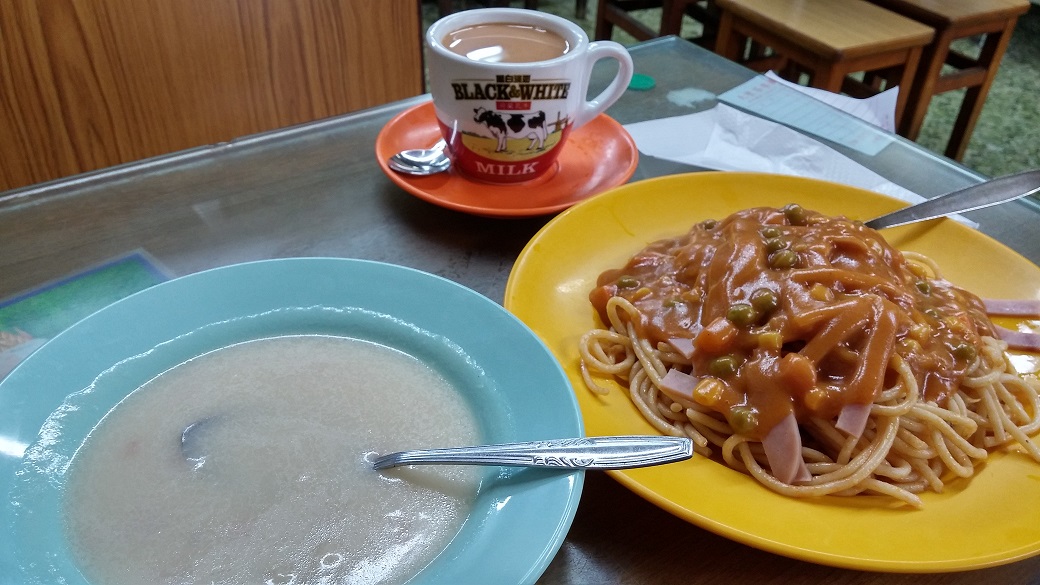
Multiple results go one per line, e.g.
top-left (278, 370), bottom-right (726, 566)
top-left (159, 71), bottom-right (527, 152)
top-left (623, 103), bottom-right (923, 205)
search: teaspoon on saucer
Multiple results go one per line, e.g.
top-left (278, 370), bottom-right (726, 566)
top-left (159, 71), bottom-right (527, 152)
top-left (370, 435), bottom-right (693, 470)
top-left (388, 139), bottom-right (451, 176)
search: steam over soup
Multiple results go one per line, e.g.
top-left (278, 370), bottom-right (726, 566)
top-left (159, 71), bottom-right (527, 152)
top-left (63, 335), bottom-right (482, 585)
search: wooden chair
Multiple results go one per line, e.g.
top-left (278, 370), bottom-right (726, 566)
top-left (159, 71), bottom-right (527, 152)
top-left (594, 0), bottom-right (719, 46)
top-left (0, 0), bottom-right (425, 192)
top-left (712, 0), bottom-right (935, 129)
top-left (865, 0), bottom-right (1031, 161)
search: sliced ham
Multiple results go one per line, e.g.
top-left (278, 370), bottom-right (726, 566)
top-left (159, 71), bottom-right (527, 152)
top-left (666, 337), bottom-right (696, 360)
top-left (762, 412), bottom-right (812, 484)
top-left (835, 403), bottom-right (871, 439)
top-left (984, 298), bottom-right (1040, 318)
top-left (994, 324), bottom-right (1040, 353)
top-left (660, 368), bottom-right (700, 404)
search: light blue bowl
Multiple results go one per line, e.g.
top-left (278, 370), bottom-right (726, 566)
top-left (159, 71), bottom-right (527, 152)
top-left (0, 258), bottom-right (583, 585)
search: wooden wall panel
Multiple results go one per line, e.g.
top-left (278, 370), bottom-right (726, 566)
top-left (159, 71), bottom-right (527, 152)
top-left (0, 0), bottom-right (424, 191)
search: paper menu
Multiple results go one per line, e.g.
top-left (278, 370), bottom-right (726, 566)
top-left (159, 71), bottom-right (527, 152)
top-left (718, 73), bottom-right (898, 156)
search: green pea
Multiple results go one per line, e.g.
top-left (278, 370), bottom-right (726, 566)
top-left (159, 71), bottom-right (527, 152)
top-left (729, 406), bottom-right (759, 435)
top-left (768, 249), bottom-right (799, 269)
top-left (750, 288), bottom-right (779, 314)
top-left (923, 307), bottom-right (942, 320)
top-left (764, 237), bottom-right (787, 253)
top-left (782, 203), bottom-right (809, 225)
top-left (726, 302), bottom-right (757, 327)
top-left (709, 355), bottom-right (740, 378)
top-left (952, 342), bottom-right (977, 362)
top-left (701, 219), bottom-right (718, 230)
top-left (616, 276), bottom-right (639, 289)
top-left (761, 226), bottom-right (782, 239)
top-left (916, 280), bottom-right (931, 295)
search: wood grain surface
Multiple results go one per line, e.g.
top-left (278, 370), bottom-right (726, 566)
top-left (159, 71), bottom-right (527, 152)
top-left (714, 0), bottom-right (934, 57)
top-left (0, 0), bottom-right (424, 191)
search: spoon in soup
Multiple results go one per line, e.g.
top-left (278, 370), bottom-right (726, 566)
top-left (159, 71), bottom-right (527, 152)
top-left (180, 416), bottom-right (221, 470)
top-left (179, 419), bottom-right (692, 471)
top-left (369, 435), bottom-right (693, 470)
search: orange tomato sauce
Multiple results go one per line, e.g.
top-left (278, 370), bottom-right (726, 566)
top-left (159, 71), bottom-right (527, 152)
top-left (589, 206), bottom-right (995, 440)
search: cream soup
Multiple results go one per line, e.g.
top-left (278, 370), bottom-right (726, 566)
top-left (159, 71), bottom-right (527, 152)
top-left (63, 335), bottom-right (482, 585)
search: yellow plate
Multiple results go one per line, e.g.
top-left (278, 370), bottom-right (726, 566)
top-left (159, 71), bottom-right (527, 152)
top-left (504, 172), bottom-right (1040, 572)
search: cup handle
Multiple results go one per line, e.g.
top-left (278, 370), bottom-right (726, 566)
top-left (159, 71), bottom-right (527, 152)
top-left (574, 41), bottom-right (634, 129)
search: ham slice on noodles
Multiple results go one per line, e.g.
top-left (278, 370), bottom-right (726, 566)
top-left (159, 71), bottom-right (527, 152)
top-left (984, 298), bottom-right (1040, 317)
top-left (667, 337), bottom-right (696, 360)
top-left (985, 299), bottom-right (1040, 352)
top-left (994, 325), bottom-right (1040, 353)
top-left (762, 412), bottom-right (811, 484)
top-left (660, 368), bottom-right (699, 407)
top-left (835, 403), bottom-right (871, 438)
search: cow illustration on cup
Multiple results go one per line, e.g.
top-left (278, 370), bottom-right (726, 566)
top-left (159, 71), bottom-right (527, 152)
top-left (472, 107), bottom-right (550, 153)
top-left (439, 103), bottom-right (571, 182)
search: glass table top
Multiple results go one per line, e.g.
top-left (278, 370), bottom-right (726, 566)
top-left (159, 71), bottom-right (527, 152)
top-left (2, 34), bottom-right (1040, 585)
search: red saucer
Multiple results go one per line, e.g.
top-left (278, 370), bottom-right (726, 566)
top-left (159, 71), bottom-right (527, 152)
top-left (375, 101), bottom-right (638, 218)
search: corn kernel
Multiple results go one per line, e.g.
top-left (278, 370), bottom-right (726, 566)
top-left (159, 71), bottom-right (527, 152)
top-left (693, 377), bottom-right (725, 407)
top-left (804, 386), bottom-right (829, 412)
top-left (942, 315), bottom-right (963, 333)
top-left (681, 290), bottom-right (702, 304)
top-left (810, 283), bottom-right (834, 302)
top-left (910, 323), bottom-right (932, 342)
top-left (758, 330), bottom-right (783, 351)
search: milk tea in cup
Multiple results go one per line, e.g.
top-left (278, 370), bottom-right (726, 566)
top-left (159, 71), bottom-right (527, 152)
top-left (442, 22), bottom-right (571, 63)
top-left (426, 9), bottom-right (634, 184)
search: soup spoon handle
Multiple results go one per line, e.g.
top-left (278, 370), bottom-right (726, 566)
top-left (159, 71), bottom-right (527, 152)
top-left (371, 435), bottom-right (693, 471)
top-left (863, 169), bottom-right (1040, 230)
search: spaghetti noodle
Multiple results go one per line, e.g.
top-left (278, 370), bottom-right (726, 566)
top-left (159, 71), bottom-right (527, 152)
top-left (580, 205), bottom-right (1040, 507)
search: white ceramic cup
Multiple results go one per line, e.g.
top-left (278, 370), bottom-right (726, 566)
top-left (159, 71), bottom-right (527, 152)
top-left (425, 8), bottom-right (634, 184)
